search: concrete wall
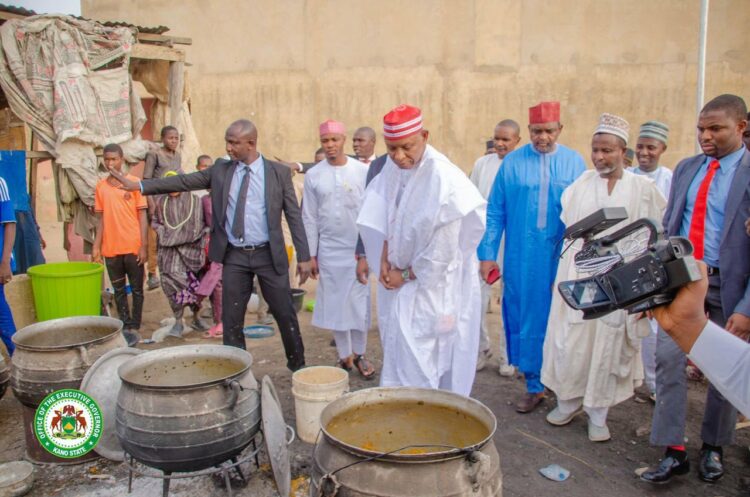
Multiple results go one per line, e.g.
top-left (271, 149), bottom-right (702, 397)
top-left (82, 0), bottom-right (750, 170)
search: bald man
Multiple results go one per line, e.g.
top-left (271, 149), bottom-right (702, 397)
top-left (352, 126), bottom-right (377, 164)
top-left (108, 120), bottom-right (313, 371)
top-left (470, 119), bottom-right (521, 376)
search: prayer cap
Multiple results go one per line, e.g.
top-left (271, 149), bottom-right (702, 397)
top-left (638, 120), bottom-right (669, 145)
top-left (319, 120), bottom-right (346, 136)
top-left (594, 113), bottom-right (630, 145)
top-left (528, 101), bottom-right (560, 124)
top-left (383, 104), bottom-right (423, 140)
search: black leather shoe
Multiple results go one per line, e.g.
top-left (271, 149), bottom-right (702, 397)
top-left (698, 449), bottom-right (724, 483)
top-left (640, 456), bottom-right (690, 484)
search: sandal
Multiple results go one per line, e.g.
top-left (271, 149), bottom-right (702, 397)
top-left (336, 358), bottom-right (353, 372)
top-left (202, 323), bottom-right (223, 339)
top-left (353, 354), bottom-right (376, 380)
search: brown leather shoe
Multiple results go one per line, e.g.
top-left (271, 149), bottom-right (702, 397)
top-left (515, 392), bottom-right (545, 413)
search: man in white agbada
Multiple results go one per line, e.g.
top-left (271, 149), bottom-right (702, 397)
top-left (303, 120), bottom-right (374, 378)
top-left (542, 113), bottom-right (666, 441)
top-left (470, 119), bottom-right (521, 375)
top-left (356, 104), bottom-right (486, 396)
top-left (628, 120), bottom-right (673, 399)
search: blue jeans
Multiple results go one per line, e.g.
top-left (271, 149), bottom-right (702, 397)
top-left (0, 284), bottom-right (16, 355)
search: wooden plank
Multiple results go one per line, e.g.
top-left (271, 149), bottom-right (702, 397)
top-left (131, 43), bottom-right (185, 62)
top-left (136, 33), bottom-right (192, 45)
top-left (26, 150), bottom-right (54, 159)
top-left (29, 130), bottom-right (38, 215)
top-left (168, 61), bottom-right (184, 126)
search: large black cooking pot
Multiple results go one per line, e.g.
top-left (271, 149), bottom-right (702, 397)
top-left (115, 345), bottom-right (260, 473)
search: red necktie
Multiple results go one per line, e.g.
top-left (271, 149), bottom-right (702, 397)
top-left (688, 160), bottom-right (720, 260)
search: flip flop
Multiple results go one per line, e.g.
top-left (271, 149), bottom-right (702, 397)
top-left (202, 323), bottom-right (223, 339)
top-left (353, 354), bottom-right (376, 380)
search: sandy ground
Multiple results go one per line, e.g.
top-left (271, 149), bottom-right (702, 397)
top-left (1, 220), bottom-right (749, 497)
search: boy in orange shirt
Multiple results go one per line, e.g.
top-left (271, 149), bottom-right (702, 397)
top-left (93, 143), bottom-right (148, 346)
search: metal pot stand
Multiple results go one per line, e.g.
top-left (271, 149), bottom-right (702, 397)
top-left (122, 375), bottom-right (294, 497)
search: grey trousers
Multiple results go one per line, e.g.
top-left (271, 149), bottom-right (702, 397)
top-left (650, 273), bottom-right (737, 447)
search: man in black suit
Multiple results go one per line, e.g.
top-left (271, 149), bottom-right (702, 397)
top-left (110, 119), bottom-right (313, 371)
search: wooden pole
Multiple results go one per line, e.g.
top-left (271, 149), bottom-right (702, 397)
top-left (168, 61), bottom-right (184, 127)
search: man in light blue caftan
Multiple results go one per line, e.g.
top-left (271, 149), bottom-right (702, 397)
top-left (477, 101), bottom-right (585, 413)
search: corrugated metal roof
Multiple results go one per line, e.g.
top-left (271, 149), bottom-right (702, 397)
top-left (0, 3), bottom-right (171, 34)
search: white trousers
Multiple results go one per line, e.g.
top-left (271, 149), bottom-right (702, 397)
top-left (557, 397), bottom-right (610, 427)
top-left (333, 329), bottom-right (367, 359)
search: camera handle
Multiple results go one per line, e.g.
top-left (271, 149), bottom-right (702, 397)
top-left (595, 217), bottom-right (661, 249)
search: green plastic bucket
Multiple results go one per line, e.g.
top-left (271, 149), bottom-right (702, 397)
top-left (27, 262), bottom-right (103, 321)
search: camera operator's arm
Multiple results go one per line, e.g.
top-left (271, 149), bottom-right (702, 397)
top-left (653, 262), bottom-right (750, 417)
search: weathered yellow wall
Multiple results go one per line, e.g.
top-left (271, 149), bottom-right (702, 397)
top-left (82, 0), bottom-right (750, 170)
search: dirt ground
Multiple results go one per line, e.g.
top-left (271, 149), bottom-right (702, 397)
top-left (1, 220), bottom-right (749, 497)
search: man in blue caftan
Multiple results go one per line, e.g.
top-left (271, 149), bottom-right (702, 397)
top-left (477, 101), bottom-right (585, 413)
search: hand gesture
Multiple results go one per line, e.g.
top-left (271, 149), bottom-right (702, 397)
top-left (107, 168), bottom-right (140, 191)
top-left (274, 156), bottom-right (300, 173)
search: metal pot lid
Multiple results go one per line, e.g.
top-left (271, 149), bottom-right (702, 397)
top-left (261, 375), bottom-right (291, 497)
top-left (80, 347), bottom-right (143, 461)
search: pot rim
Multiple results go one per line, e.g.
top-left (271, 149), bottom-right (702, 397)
top-left (318, 386), bottom-right (498, 462)
top-left (11, 316), bottom-right (123, 351)
top-left (117, 345), bottom-right (253, 390)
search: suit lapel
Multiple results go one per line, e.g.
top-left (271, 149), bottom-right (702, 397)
top-left (720, 150), bottom-right (750, 245)
top-left (672, 156), bottom-right (704, 233)
top-left (221, 160), bottom-right (238, 222)
top-left (262, 157), bottom-right (272, 230)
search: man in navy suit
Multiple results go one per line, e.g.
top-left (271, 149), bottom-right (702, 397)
top-left (641, 94), bottom-right (750, 484)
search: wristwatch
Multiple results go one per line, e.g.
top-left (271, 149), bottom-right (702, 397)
top-left (401, 268), bottom-right (410, 281)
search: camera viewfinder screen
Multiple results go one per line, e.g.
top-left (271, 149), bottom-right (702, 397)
top-left (564, 279), bottom-right (610, 307)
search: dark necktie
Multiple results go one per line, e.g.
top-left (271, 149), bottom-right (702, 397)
top-left (231, 166), bottom-right (251, 241)
top-left (688, 159), bottom-right (720, 260)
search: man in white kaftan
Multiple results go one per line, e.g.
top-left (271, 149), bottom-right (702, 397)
top-left (469, 119), bottom-right (521, 374)
top-left (628, 120), bottom-right (673, 397)
top-left (303, 120), bottom-right (372, 377)
top-left (357, 105), bottom-right (486, 396)
top-left (542, 114), bottom-right (666, 441)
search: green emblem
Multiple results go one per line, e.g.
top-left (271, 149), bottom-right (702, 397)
top-left (34, 389), bottom-right (103, 458)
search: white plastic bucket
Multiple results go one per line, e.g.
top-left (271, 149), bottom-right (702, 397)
top-left (292, 366), bottom-right (349, 443)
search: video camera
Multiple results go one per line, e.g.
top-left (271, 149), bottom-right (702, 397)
top-left (557, 207), bottom-right (702, 320)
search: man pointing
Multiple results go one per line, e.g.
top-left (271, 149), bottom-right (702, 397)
top-left (109, 120), bottom-right (313, 371)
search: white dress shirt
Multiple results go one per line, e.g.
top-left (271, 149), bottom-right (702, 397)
top-left (689, 320), bottom-right (750, 417)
